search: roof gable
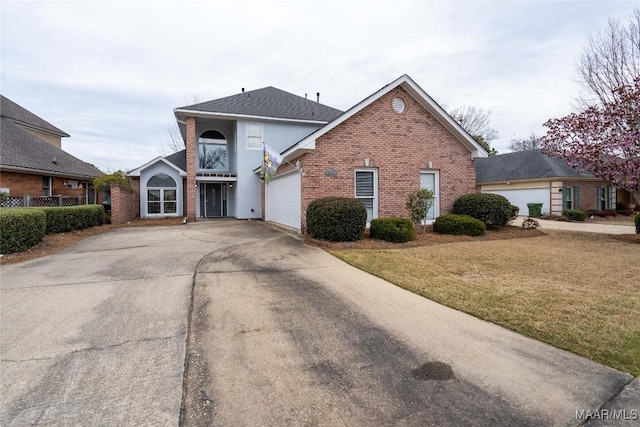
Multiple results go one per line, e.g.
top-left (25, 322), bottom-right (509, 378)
top-left (128, 152), bottom-right (186, 176)
top-left (280, 74), bottom-right (488, 161)
top-left (476, 149), bottom-right (595, 183)
top-left (0, 118), bottom-right (101, 179)
top-left (0, 95), bottom-right (69, 137)
top-left (174, 87), bottom-right (343, 123)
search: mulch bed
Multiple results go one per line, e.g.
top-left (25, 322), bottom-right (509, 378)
top-left (307, 225), bottom-right (546, 250)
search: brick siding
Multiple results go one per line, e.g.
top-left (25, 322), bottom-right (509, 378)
top-left (1, 171), bottom-right (94, 199)
top-left (110, 180), bottom-right (140, 224)
top-left (289, 86), bottom-right (476, 232)
top-left (186, 117), bottom-right (197, 221)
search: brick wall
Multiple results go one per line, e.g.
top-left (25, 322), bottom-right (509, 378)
top-left (293, 86), bottom-right (476, 232)
top-left (186, 117), bottom-right (197, 221)
top-left (110, 180), bottom-right (140, 224)
top-left (1, 171), bottom-right (92, 199)
top-left (564, 180), bottom-right (615, 211)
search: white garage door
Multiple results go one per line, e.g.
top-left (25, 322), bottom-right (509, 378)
top-left (265, 172), bottom-right (301, 230)
top-left (483, 188), bottom-right (550, 216)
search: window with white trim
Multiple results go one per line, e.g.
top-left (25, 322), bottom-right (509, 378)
top-left (420, 171), bottom-right (439, 221)
top-left (147, 174), bottom-right (177, 215)
top-left (42, 176), bottom-right (52, 196)
top-left (247, 122), bottom-right (263, 150)
top-left (355, 170), bottom-right (377, 224)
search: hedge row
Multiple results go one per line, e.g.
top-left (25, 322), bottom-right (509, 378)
top-left (0, 205), bottom-right (105, 254)
top-left (0, 208), bottom-right (47, 254)
top-left (370, 218), bottom-right (415, 243)
top-left (41, 205), bottom-right (105, 234)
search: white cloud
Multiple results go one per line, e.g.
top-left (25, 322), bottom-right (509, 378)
top-left (1, 0), bottom-right (637, 170)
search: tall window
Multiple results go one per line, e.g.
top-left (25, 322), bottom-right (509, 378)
top-left (147, 174), bottom-right (177, 215)
top-left (598, 186), bottom-right (613, 210)
top-left (42, 176), bottom-right (52, 196)
top-left (355, 170), bottom-right (377, 224)
top-left (420, 171), bottom-right (439, 221)
top-left (247, 122), bottom-right (263, 150)
top-left (562, 187), bottom-right (579, 210)
top-left (198, 130), bottom-right (227, 170)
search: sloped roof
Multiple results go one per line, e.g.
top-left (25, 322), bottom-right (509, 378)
top-left (476, 149), bottom-right (594, 183)
top-left (279, 74), bottom-right (487, 162)
top-left (1, 118), bottom-right (102, 179)
top-left (165, 149), bottom-right (186, 172)
top-left (175, 86), bottom-right (343, 122)
top-left (1, 95), bottom-right (69, 137)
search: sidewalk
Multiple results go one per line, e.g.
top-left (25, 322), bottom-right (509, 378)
top-left (512, 217), bottom-right (636, 235)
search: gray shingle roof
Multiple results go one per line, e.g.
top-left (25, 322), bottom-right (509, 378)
top-left (177, 87), bottom-right (343, 122)
top-left (1, 118), bottom-right (102, 179)
top-left (476, 149), bottom-right (594, 183)
top-left (1, 95), bottom-right (69, 137)
top-left (164, 149), bottom-right (186, 172)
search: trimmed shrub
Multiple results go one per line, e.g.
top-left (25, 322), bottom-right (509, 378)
top-left (452, 193), bottom-right (512, 227)
top-left (564, 209), bottom-right (586, 221)
top-left (370, 218), bottom-right (416, 243)
top-left (510, 205), bottom-right (520, 221)
top-left (433, 214), bottom-right (486, 236)
top-left (306, 197), bottom-right (367, 242)
top-left (40, 205), bottom-right (106, 234)
top-left (0, 208), bottom-right (47, 254)
top-left (635, 214), bottom-right (640, 234)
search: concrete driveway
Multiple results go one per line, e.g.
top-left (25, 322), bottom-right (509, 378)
top-left (1, 221), bottom-right (636, 426)
top-left (512, 217), bottom-right (636, 234)
top-left (0, 221), bottom-right (263, 426)
top-left (183, 226), bottom-right (635, 426)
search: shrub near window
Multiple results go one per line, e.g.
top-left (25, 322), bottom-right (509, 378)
top-left (0, 208), bottom-right (47, 254)
top-left (370, 218), bottom-right (416, 243)
top-left (306, 197), bottom-right (367, 242)
top-left (564, 209), bottom-right (586, 221)
top-left (635, 214), bottom-right (640, 234)
top-left (433, 214), bottom-right (486, 236)
top-left (452, 193), bottom-right (512, 227)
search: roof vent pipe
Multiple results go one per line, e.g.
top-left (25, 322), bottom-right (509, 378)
top-left (242, 88), bottom-right (245, 92)
top-left (316, 92), bottom-right (320, 103)
top-left (305, 93), bottom-right (307, 99)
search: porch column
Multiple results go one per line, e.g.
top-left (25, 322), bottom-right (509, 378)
top-left (186, 116), bottom-right (197, 222)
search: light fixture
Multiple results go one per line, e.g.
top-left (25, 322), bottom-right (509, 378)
top-left (558, 188), bottom-right (563, 192)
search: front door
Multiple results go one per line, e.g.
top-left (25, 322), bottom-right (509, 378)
top-left (200, 183), bottom-right (227, 217)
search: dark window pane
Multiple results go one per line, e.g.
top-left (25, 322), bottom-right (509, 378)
top-left (148, 202), bottom-right (161, 214)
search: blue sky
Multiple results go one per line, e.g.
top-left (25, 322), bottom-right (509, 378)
top-left (1, 0), bottom-right (636, 172)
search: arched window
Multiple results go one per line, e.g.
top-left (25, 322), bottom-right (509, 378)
top-left (198, 130), bottom-right (227, 170)
top-left (147, 173), bottom-right (177, 215)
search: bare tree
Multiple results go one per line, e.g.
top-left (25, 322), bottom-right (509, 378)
top-left (160, 124), bottom-right (185, 155)
top-left (576, 8), bottom-right (640, 105)
top-left (448, 105), bottom-right (499, 155)
top-left (507, 132), bottom-right (543, 152)
top-left (160, 95), bottom-right (203, 155)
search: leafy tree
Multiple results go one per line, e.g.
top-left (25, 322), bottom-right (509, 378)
top-left (94, 170), bottom-right (131, 192)
top-left (507, 132), bottom-right (543, 152)
top-left (542, 78), bottom-right (640, 205)
top-left (576, 8), bottom-right (640, 105)
top-left (448, 106), bottom-right (499, 155)
top-left (406, 188), bottom-right (434, 233)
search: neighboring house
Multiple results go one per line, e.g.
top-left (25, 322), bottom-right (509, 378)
top-left (476, 149), bottom-right (625, 216)
top-left (0, 95), bottom-right (102, 205)
top-left (132, 74), bottom-right (487, 231)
